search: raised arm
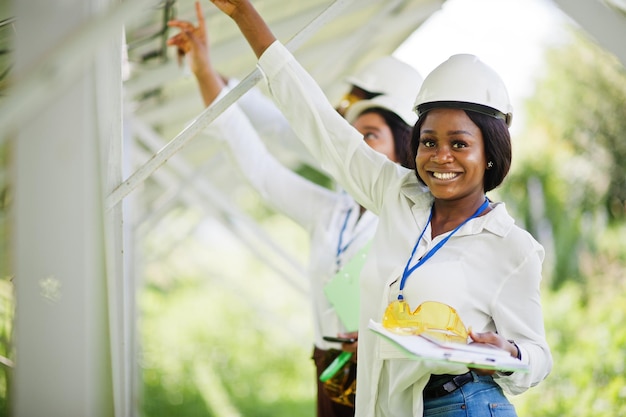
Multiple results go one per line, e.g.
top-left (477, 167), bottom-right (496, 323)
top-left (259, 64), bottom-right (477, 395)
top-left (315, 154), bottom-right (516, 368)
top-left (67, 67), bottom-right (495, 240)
top-left (167, 1), bottom-right (224, 106)
top-left (209, 0), bottom-right (415, 214)
top-left (167, 1), bottom-right (340, 229)
top-left (169, 1), bottom-right (318, 168)
top-left (210, 0), bottom-right (276, 59)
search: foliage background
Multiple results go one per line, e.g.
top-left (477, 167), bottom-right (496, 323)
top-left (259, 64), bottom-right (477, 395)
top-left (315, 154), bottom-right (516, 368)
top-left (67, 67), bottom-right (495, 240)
top-left (0, 16), bottom-right (625, 417)
top-left (135, 25), bottom-right (626, 416)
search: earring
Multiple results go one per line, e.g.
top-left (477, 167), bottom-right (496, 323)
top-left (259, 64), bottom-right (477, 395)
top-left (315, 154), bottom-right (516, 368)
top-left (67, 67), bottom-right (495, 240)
top-left (487, 161), bottom-right (494, 169)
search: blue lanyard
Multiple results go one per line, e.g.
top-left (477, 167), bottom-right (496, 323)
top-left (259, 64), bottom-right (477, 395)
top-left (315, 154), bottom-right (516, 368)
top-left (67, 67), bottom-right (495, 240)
top-left (336, 208), bottom-right (354, 269)
top-left (398, 198), bottom-right (489, 301)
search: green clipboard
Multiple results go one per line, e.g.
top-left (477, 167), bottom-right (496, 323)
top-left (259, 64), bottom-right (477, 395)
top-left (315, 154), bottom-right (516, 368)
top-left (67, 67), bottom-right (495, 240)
top-left (323, 241), bottom-right (372, 331)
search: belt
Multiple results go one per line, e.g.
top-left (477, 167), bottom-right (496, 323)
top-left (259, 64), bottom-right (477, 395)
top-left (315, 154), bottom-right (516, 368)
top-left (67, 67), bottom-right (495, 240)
top-left (423, 372), bottom-right (474, 400)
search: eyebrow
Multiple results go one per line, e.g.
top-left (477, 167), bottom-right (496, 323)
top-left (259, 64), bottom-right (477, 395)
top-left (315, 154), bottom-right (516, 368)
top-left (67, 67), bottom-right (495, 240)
top-left (421, 129), bottom-right (475, 137)
top-left (360, 124), bottom-right (382, 131)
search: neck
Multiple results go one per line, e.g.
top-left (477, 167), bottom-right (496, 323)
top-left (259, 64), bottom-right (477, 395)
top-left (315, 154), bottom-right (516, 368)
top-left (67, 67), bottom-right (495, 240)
top-left (430, 195), bottom-right (488, 237)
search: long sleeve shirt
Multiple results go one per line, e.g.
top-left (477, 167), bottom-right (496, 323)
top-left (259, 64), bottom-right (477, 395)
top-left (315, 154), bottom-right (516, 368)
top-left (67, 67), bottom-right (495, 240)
top-left (204, 85), bottom-right (378, 350)
top-left (257, 40), bottom-right (552, 417)
top-left (226, 77), bottom-right (319, 168)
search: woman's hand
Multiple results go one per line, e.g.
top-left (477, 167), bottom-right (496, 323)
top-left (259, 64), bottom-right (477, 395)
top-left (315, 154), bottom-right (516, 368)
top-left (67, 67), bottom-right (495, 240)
top-left (167, 2), bottom-right (210, 74)
top-left (209, 0), bottom-right (276, 59)
top-left (468, 329), bottom-right (519, 375)
top-left (209, 0), bottom-right (240, 17)
top-left (167, 1), bottom-right (225, 106)
top-left (339, 332), bottom-right (358, 362)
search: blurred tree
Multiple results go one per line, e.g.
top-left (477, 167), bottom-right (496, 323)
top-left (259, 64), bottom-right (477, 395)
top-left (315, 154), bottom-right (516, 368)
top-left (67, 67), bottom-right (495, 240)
top-left (0, 141), bottom-right (10, 280)
top-left (503, 30), bottom-right (626, 416)
top-left (502, 26), bottom-right (626, 289)
top-left (512, 283), bottom-right (626, 416)
top-left (0, 139), bottom-right (12, 417)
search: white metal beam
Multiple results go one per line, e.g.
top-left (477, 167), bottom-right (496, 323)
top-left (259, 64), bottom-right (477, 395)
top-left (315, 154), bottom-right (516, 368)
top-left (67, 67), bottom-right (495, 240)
top-left (129, 119), bottom-right (308, 293)
top-left (551, 0), bottom-right (626, 67)
top-left (101, 34), bottom-right (134, 417)
top-left (106, 0), bottom-right (356, 210)
top-left (0, 0), bottom-right (157, 145)
top-left (11, 0), bottom-right (120, 415)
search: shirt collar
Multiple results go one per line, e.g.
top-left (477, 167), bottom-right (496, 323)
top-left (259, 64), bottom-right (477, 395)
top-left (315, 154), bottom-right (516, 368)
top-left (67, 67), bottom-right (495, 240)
top-left (400, 178), bottom-right (514, 238)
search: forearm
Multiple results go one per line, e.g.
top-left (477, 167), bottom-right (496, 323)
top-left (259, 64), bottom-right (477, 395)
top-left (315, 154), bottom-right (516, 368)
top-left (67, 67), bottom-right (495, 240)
top-left (259, 42), bottom-right (399, 214)
top-left (219, 0), bottom-right (276, 58)
top-left (209, 86), bottom-right (336, 228)
top-left (195, 64), bottom-right (225, 107)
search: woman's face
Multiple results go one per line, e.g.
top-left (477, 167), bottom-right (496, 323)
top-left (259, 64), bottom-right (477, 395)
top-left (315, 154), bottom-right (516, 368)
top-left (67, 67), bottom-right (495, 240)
top-left (352, 112), bottom-right (399, 163)
top-left (415, 108), bottom-right (487, 201)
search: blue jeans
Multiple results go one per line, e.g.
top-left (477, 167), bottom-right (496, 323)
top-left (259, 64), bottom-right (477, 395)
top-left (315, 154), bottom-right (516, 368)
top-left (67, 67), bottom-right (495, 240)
top-left (423, 372), bottom-right (517, 416)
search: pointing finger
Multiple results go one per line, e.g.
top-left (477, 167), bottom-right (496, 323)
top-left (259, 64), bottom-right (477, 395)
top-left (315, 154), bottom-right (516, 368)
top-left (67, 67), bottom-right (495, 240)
top-left (195, 1), bottom-right (207, 36)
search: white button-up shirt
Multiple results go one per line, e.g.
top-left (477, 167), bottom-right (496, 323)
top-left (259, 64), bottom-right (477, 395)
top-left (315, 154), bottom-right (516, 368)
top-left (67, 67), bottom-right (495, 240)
top-left (258, 41), bottom-right (553, 417)
top-left (205, 85), bottom-right (378, 349)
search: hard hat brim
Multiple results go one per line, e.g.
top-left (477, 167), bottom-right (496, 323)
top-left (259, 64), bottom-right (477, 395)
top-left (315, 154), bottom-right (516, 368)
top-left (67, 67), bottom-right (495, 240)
top-left (415, 101), bottom-right (513, 127)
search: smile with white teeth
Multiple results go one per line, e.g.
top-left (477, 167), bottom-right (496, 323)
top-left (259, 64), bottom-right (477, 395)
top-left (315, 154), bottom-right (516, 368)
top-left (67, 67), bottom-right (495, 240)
top-left (432, 171), bottom-right (459, 180)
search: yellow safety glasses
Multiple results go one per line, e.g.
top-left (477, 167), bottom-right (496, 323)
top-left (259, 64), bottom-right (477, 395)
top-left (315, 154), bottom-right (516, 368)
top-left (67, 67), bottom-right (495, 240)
top-left (382, 300), bottom-right (469, 344)
top-left (336, 92), bottom-right (362, 114)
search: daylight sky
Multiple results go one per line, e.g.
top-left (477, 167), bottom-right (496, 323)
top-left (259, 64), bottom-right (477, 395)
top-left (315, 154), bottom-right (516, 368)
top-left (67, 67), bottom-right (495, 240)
top-left (393, 0), bottom-right (571, 132)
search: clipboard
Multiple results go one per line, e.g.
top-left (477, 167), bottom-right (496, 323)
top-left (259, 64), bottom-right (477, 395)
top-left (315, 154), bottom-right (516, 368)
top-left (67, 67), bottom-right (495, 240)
top-left (368, 320), bottom-right (529, 372)
top-left (323, 241), bottom-right (372, 331)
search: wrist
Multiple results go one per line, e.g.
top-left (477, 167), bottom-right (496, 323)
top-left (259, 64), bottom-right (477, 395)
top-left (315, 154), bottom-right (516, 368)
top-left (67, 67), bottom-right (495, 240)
top-left (508, 340), bottom-right (521, 360)
top-left (230, 1), bottom-right (259, 28)
top-left (496, 340), bottom-right (521, 378)
top-left (231, 2), bottom-right (276, 58)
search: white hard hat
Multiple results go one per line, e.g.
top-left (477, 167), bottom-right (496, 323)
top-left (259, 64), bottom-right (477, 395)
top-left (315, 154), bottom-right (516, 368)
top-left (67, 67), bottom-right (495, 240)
top-left (345, 94), bottom-right (418, 126)
top-left (413, 54), bottom-right (513, 126)
top-left (346, 56), bottom-right (423, 98)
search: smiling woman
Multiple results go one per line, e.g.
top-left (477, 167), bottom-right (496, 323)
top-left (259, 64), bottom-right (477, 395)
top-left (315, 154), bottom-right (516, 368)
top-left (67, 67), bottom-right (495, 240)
top-left (412, 109), bottom-right (512, 199)
top-left (207, 0), bottom-right (553, 416)
top-left (414, 108), bottom-right (488, 206)
top-left (411, 53), bottom-right (513, 201)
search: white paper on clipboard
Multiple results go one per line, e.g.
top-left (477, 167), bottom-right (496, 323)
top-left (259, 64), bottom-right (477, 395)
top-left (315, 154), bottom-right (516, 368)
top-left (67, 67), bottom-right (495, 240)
top-left (368, 320), bottom-right (528, 373)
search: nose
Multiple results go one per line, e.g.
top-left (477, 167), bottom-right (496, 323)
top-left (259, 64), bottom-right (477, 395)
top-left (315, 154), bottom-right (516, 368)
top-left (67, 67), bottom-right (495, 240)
top-left (431, 145), bottom-right (453, 164)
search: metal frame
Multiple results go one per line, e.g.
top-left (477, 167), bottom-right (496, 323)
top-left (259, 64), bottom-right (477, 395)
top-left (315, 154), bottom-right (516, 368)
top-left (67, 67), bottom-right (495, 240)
top-left (8, 0), bottom-right (625, 414)
top-left (9, 1), bottom-right (356, 415)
